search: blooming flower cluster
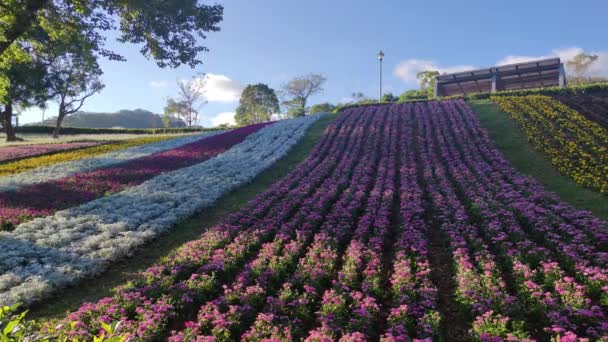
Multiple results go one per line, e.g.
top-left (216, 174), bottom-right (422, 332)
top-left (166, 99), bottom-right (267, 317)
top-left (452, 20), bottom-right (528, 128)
top-left (492, 95), bottom-right (608, 193)
top-left (0, 129), bottom-right (244, 229)
top-left (0, 131), bottom-right (222, 192)
top-left (27, 99), bottom-right (608, 341)
top-left (0, 135), bottom-right (180, 179)
top-left (0, 141), bottom-right (104, 163)
top-left (0, 116), bottom-right (320, 308)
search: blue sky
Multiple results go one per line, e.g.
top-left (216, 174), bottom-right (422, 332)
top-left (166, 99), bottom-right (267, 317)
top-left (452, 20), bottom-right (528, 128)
top-left (22, 0), bottom-right (608, 126)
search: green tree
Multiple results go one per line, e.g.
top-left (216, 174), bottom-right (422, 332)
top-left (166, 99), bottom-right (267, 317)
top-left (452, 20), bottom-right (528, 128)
top-left (0, 42), bottom-right (48, 141)
top-left (163, 98), bottom-right (198, 127)
top-left (416, 70), bottom-right (440, 98)
top-left (281, 73), bottom-right (326, 115)
top-left (1, 1), bottom-right (223, 141)
top-left (381, 92), bottom-right (398, 102)
top-left (0, 0), bottom-right (224, 67)
top-left (162, 111), bottom-right (171, 128)
top-left (309, 102), bottom-right (335, 114)
top-left (47, 51), bottom-right (104, 138)
top-left (235, 84), bottom-right (279, 125)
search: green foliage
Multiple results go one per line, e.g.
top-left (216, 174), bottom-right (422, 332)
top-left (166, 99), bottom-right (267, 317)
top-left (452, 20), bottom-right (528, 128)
top-left (235, 83), bottom-right (279, 125)
top-left (398, 89), bottom-right (428, 102)
top-left (1, 0), bottom-right (224, 140)
top-left (309, 102), bottom-right (335, 114)
top-left (164, 98), bottom-right (191, 126)
top-left (0, 304), bottom-right (29, 341)
top-left (381, 92), bottom-right (398, 102)
top-left (1, 0), bottom-right (224, 68)
top-left (465, 82), bottom-right (608, 100)
top-left (287, 107), bottom-right (306, 118)
top-left (416, 70), bottom-right (440, 98)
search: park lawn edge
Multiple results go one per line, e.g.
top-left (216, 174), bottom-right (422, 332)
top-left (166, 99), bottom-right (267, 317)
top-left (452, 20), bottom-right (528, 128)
top-left (468, 98), bottom-right (608, 221)
top-left (28, 113), bottom-right (336, 321)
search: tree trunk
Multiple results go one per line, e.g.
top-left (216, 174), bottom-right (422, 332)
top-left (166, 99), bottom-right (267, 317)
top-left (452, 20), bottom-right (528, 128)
top-left (0, 0), bottom-right (50, 57)
top-left (53, 111), bottom-right (66, 138)
top-left (2, 102), bottom-right (20, 142)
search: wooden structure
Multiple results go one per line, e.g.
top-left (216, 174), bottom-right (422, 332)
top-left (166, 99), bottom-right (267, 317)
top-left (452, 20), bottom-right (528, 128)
top-left (434, 58), bottom-right (566, 97)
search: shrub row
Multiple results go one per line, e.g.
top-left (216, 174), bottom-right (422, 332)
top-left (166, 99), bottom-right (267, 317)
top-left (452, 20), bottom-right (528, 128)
top-left (8, 126), bottom-right (225, 135)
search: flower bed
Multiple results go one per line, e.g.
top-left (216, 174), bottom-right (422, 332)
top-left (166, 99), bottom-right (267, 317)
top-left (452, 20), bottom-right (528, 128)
top-left (0, 141), bottom-right (105, 163)
top-left (552, 94), bottom-right (608, 129)
top-left (0, 132), bottom-right (222, 192)
top-left (0, 135), bottom-right (183, 178)
top-left (492, 95), bottom-right (608, 193)
top-left (20, 101), bottom-right (608, 341)
top-left (0, 116), bottom-right (321, 308)
top-left (0, 128), bottom-right (254, 229)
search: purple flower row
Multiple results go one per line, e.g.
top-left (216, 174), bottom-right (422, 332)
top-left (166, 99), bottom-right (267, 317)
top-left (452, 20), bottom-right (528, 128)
top-left (0, 141), bottom-right (103, 163)
top-left (0, 124), bottom-right (268, 229)
top-left (305, 106), bottom-right (398, 340)
top-left (382, 103), bottom-right (440, 341)
top-left (240, 110), bottom-right (388, 341)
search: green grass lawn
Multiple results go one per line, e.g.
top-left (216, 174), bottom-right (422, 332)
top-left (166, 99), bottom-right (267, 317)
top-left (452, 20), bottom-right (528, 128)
top-left (468, 99), bottom-right (608, 221)
top-left (28, 114), bottom-right (336, 321)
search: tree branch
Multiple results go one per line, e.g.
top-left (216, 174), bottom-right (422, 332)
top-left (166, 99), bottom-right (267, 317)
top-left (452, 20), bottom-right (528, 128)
top-left (0, 0), bottom-right (50, 57)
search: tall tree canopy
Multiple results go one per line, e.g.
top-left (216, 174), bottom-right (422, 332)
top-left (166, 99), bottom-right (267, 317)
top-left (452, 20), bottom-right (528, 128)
top-left (0, 0), bottom-right (224, 67)
top-left (0, 0), bottom-right (223, 141)
top-left (281, 73), bottom-right (326, 116)
top-left (234, 83), bottom-right (279, 125)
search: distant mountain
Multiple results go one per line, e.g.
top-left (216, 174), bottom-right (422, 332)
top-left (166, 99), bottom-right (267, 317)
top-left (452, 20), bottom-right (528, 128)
top-left (29, 109), bottom-right (186, 128)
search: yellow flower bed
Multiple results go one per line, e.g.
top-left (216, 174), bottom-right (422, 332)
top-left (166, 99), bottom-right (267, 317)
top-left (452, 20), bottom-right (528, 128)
top-left (492, 95), bottom-right (608, 193)
top-left (0, 135), bottom-right (178, 177)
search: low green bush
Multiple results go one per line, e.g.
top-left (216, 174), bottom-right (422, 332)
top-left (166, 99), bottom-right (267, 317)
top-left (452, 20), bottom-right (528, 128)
top-left (8, 126), bottom-right (223, 135)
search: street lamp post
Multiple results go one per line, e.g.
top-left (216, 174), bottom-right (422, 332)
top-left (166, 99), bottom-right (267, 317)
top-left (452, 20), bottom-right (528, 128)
top-left (377, 50), bottom-right (384, 101)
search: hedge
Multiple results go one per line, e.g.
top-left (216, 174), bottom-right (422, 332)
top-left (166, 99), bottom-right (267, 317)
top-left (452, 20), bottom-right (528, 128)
top-left (7, 126), bottom-right (225, 135)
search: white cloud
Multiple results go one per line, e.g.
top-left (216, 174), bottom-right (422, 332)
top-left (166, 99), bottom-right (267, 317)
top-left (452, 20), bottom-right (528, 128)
top-left (149, 80), bottom-right (168, 88)
top-left (394, 47), bottom-right (608, 85)
top-left (496, 47), bottom-right (582, 66)
top-left (194, 74), bottom-right (244, 103)
top-left (394, 59), bottom-right (475, 84)
top-left (497, 47), bottom-right (608, 77)
top-left (211, 111), bottom-right (236, 126)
